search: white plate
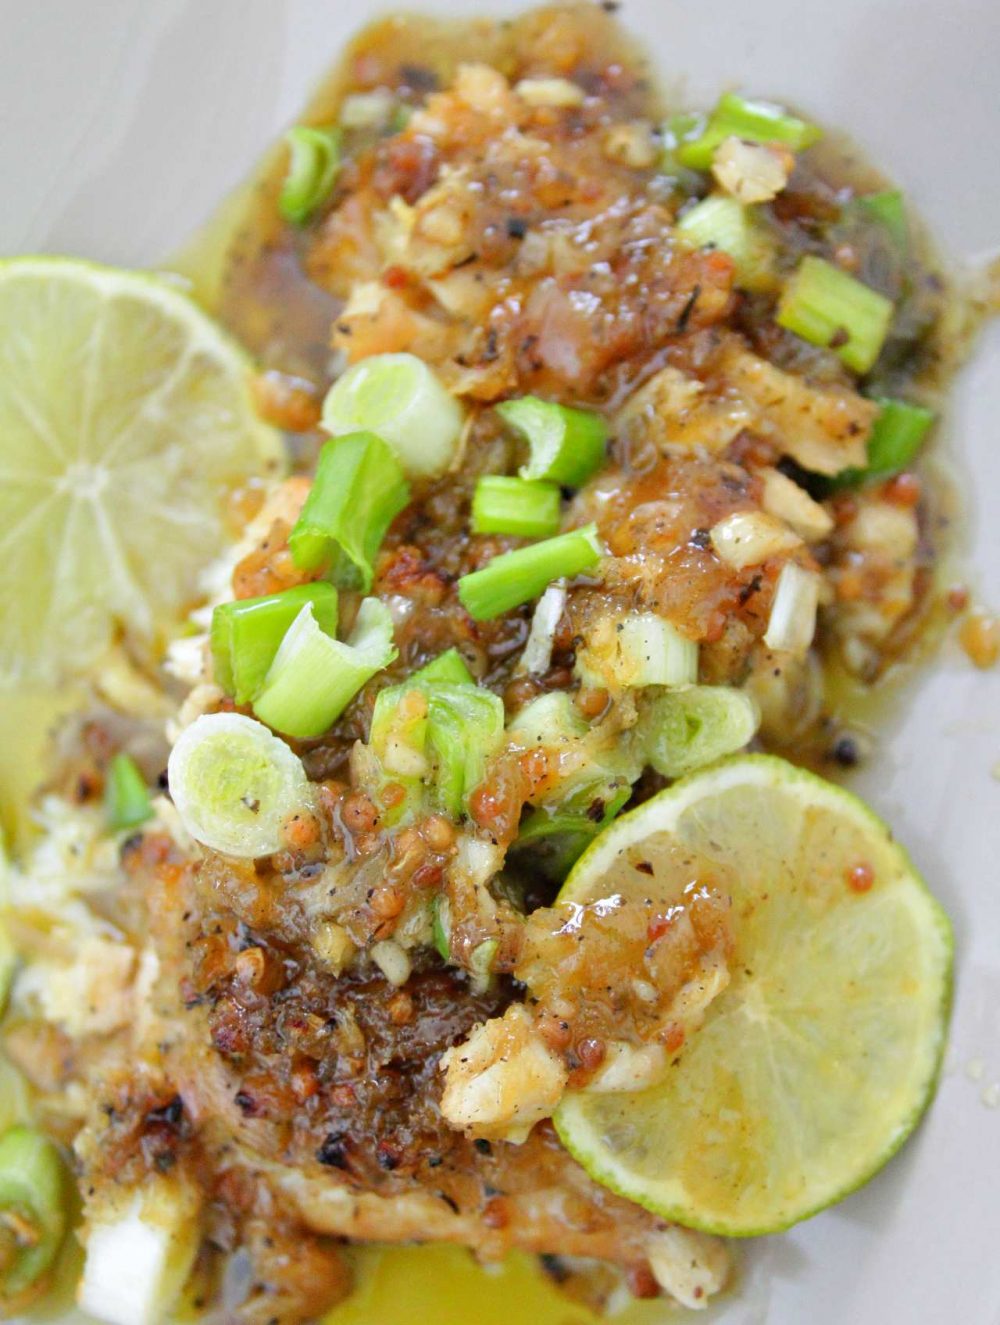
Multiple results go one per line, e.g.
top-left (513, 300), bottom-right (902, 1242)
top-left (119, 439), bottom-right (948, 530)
top-left (1, 2), bottom-right (999, 1323)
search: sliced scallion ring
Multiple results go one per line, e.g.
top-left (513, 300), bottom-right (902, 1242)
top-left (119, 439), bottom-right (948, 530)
top-left (167, 712), bottom-right (313, 858)
top-left (321, 353), bottom-right (466, 478)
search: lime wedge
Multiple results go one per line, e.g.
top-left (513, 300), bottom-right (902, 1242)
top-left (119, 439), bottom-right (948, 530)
top-left (554, 754), bottom-right (952, 1236)
top-left (0, 256), bottom-right (281, 684)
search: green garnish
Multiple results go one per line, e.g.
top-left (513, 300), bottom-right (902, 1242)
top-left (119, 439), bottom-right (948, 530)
top-left (676, 92), bottom-right (821, 171)
top-left (289, 432), bottom-right (410, 591)
top-left (833, 397), bottom-right (935, 486)
top-left (321, 353), bottom-right (466, 478)
top-left (104, 753), bottom-right (152, 833)
top-left (776, 255), bottom-right (894, 374)
top-left (211, 583), bottom-right (339, 705)
top-left (279, 125), bottom-right (342, 225)
top-left (496, 396), bottom-right (609, 487)
top-left (458, 524), bottom-right (603, 621)
top-left (0, 1126), bottom-right (67, 1306)
top-left (471, 476), bottom-right (562, 539)
top-left (254, 598), bottom-right (397, 740)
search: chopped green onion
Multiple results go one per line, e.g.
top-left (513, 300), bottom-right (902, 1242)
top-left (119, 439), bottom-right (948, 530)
top-left (832, 396), bottom-right (934, 486)
top-left (211, 583), bottom-right (339, 704)
top-left (458, 524), bottom-right (603, 621)
top-left (0, 1125), bottom-right (67, 1305)
top-left (367, 651), bottom-right (477, 824)
top-left (168, 712), bottom-right (313, 857)
top-left (776, 255), bottom-right (894, 375)
top-left (104, 753), bottom-right (152, 833)
top-left (578, 613), bottom-right (698, 691)
top-left (660, 111), bottom-right (707, 175)
top-left (255, 598), bottom-right (397, 739)
top-left (410, 648), bottom-right (473, 688)
top-left (279, 125), bottom-right (342, 225)
top-left (512, 786), bottom-right (632, 883)
top-left (643, 686), bottom-right (760, 779)
top-left (677, 92), bottom-right (821, 171)
top-left (426, 684), bottom-right (505, 818)
top-left (432, 894), bottom-right (452, 961)
top-left (468, 938), bottom-right (499, 993)
top-left (853, 190), bottom-right (908, 251)
top-left (289, 432), bottom-right (410, 591)
top-left (675, 195), bottom-right (774, 288)
top-left (322, 353), bottom-right (466, 478)
top-left (496, 396), bottom-right (609, 487)
top-left (471, 476), bottom-right (562, 538)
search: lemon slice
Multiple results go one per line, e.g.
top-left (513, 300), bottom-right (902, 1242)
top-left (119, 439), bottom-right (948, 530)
top-left (0, 256), bottom-right (281, 684)
top-left (554, 754), bottom-right (952, 1236)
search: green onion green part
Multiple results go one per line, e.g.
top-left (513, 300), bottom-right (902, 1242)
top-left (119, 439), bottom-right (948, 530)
top-left (426, 683), bottom-right (506, 818)
top-left (104, 753), bottom-right (152, 833)
top-left (322, 353), bottom-right (466, 478)
top-left (496, 396), bottom-right (609, 487)
top-left (167, 712), bottom-right (313, 857)
top-left (211, 583), bottom-right (339, 705)
top-left (458, 524), bottom-right (604, 621)
top-left (279, 125), bottom-right (342, 225)
top-left (676, 92), bottom-right (821, 171)
top-left (432, 894), bottom-right (452, 961)
top-left (513, 787), bottom-right (632, 884)
top-left (675, 194), bottom-right (774, 287)
top-left (853, 189), bottom-right (908, 251)
top-left (833, 396), bottom-right (935, 486)
top-left (776, 255), bottom-right (894, 374)
top-left (409, 648), bottom-right (473, 688)
top-left (643, 685), bottom-right (760, 779)
top-left (0, 1125), bottom-right (67, 1304)
top-left (255, 598), bottom-right (397, 740)
top-left (471, 476), bottom-right (562, 539)
top-left (289, 432), bottom-right (410, 591)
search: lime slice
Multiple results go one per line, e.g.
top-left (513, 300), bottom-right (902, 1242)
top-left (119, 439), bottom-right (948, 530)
top-left (554, 754), bottom-right (952, 1236)
top-left (0, 256), bottom-right (281, 684)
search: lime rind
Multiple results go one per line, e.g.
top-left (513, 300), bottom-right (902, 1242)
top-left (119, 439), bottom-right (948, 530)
top-left (554, 754), bottom-right (953, 1237)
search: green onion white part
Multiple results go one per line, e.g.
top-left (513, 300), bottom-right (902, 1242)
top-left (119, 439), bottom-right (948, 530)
top-left (321, 353), bottom-right (466, 478)
top-left (642, 686), bottom-right (760, 779)
top-left (575, 613), bottom-right (698, 691)
top-left (255, 598), bottom-right (397, 739)
top-left (167, 712), bottom-right (313, 858)
top-left (517, 581), bottom-right (566, 675)
top-left (764, 563), bottom-right (821, 654)
top-left (676, 194), bottom-right (775, 288)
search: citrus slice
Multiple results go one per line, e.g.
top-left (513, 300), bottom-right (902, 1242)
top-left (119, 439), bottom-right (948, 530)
top-left (554, 754), bottom-right (952, 1236)
top-left (0, 256), bottom-right (282, 684)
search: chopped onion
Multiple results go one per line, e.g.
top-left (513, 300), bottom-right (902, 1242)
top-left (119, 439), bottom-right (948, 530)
top-left (167, 712), bottom-right (312, 858)
top-left (764, 563), bottom-right (821, 654)
top-left (709, 511), bottom-right (802, 569)
top-left (78, 1180), bottom-right (201, 1325)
